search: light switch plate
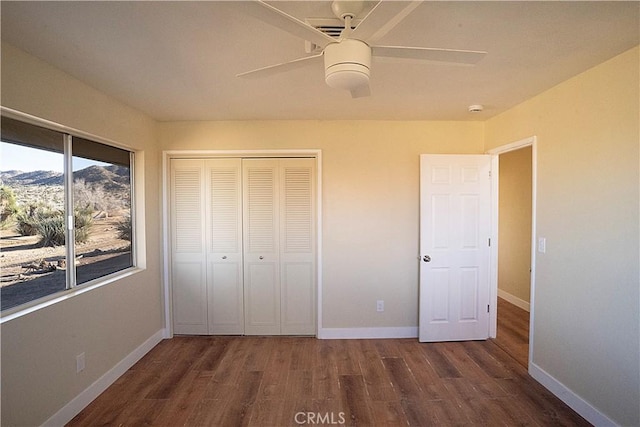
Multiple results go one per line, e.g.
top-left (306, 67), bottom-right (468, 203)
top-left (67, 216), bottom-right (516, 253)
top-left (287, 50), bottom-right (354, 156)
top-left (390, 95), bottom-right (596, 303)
top-left (538, 237), bottom-right (546, 253)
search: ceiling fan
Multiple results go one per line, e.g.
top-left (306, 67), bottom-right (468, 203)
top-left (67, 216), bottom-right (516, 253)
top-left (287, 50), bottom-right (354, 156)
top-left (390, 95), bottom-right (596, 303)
top-left (235, 0), bottom-right (487, 98)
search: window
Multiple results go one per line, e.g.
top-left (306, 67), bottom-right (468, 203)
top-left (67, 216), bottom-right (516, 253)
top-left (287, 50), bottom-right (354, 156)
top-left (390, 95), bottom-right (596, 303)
top-left (0, 116), bottom-right (134, 312)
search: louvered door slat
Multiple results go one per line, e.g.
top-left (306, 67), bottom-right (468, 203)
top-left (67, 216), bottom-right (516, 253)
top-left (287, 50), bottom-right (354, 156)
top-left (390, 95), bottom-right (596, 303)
top-left (246, 167), bottom-right (276, 253)
top-left (174, 169), bottom-right (203, 253)
top-left (283, 167), bottom-right (313, 252)
top-left (210, 167), bottom-right (240, 253)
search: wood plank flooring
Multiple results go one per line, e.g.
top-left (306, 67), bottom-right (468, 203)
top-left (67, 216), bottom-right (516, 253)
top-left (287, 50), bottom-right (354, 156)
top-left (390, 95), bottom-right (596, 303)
top-left (68, 333), bottom-right (590, 426)
top-left (495, 297), bottom-right (530, 368)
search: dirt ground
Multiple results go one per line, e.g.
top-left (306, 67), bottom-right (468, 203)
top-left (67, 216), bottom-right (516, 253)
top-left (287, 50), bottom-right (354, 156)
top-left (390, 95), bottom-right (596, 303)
top-left (0, 216), bottom-right (132, 310)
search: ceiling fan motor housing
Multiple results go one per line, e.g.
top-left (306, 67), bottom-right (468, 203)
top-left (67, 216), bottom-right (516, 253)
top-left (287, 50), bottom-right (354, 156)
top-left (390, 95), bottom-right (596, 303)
top-left (324, 39), bottom-right (371, 91)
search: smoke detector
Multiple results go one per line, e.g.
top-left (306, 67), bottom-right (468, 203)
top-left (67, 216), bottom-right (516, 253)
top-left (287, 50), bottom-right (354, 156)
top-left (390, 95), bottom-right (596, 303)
top-left (468, 104), bottom-right (484, 113)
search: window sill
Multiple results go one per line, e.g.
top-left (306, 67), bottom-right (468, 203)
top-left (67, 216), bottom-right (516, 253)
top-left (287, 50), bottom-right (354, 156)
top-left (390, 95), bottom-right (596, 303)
top-left (0, 266), bottom-right (144, 324)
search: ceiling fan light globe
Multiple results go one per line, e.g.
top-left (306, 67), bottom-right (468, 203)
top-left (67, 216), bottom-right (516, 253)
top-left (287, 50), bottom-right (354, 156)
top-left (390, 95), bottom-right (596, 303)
top-left (324, 39), bottom-right (371, 91)
top-left (325, 64), bottom-right (370, 91)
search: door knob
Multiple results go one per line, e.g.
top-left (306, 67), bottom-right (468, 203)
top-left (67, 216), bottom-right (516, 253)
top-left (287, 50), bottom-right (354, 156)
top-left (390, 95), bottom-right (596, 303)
top-left (259, 256), bottom-right (264, 260)
top-left (222, 256), bottom-right (227, 260)
top-left (423, 255), bottom-right (431, 262)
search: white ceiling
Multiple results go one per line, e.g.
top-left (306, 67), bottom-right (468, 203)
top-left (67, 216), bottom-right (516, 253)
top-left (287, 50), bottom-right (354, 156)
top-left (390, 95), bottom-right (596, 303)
top-left (1, 1), bottom-right (638, 122)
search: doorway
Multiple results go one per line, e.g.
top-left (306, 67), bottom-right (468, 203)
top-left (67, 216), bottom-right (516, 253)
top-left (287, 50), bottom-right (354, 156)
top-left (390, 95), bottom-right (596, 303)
top-left (489, 138), bottom-right (536, 368)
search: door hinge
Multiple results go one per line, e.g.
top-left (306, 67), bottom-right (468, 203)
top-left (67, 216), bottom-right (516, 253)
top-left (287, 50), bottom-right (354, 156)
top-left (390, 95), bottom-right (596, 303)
top-left (488, 238), bottom-right (491, 247)
top-left (487, 305), bottom-right (490, 313)
top-left (488, 170), bottom-right (492, 178)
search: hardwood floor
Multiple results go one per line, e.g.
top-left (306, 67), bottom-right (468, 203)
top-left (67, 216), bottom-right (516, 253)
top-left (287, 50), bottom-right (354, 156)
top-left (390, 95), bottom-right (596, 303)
top-left (68, 332), bottom-right (590, 426)
top-left (494, 297), bottom-right (530, 368)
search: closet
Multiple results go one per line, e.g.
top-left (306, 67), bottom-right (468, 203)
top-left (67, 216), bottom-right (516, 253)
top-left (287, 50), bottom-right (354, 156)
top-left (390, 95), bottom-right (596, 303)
top-left (170, 157), bottom-right (316, 336)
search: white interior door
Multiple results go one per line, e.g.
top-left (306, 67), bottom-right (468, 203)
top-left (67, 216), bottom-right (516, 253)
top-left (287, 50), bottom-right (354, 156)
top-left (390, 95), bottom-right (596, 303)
top-left (280, 159), bottom-right (316, 335)
top-left (419, 154), bottom-right (492, 342)
top-left (242, 158), bottom-right (316, 335)
top-left (170, 159), bottom-right (208, 335)
top-left (171, 158), bottom-right (245, 335)
top-left (205, 159), bottom-right (244, 334)
top-left (243, 159), bottom-right (281, 335)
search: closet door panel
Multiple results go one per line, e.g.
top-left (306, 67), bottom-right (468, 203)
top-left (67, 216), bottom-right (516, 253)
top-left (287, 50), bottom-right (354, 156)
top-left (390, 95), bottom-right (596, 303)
top-left (280, 159), bottom-right (316, 335)
top-left (209, 262), bottom-right (243, 334)
top-left (281, 262), bottom-right (315, 334)
top-left (171, 159), bottom-right (208, 335)
top-left (245, 262), bottom-right (280, 333)
top-left (243, 159), bottom-right (280, 335)
top-left (206, 159), bottom-right (244, 334)
top-left (173, 262), bottom-right (207, 330)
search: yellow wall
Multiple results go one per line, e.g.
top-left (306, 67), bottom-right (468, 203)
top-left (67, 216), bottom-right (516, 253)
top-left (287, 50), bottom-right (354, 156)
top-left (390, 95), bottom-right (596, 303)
top-left (1, 43), bottom-right (164, 426)
top-left (486, 46), bottom-right (639, 426)
top-left (159, 120), bottom-right (485, 329)
top-left (498, 146), bottom-right (532, 304)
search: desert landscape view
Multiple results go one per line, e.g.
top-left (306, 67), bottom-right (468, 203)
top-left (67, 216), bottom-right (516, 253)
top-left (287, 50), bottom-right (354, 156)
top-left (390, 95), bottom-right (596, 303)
top-left (0, 163), bottom-right (132, 311)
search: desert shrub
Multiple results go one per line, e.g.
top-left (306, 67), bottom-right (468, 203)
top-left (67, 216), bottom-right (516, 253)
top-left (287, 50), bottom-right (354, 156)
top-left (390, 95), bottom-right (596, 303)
top-left (37, 215), bottom-right (66, 247)
top-left (74, 178), bottom-right (126, 215)
top-left (15, 206), bottom-right (58, 236)
top-left (116, 215), bottom-right (132, 241)
top-left (73, 210), bottom-right (93, 243)
top-left (15, 212), bottom-right (39, 236)
top-left (0, 186), bottom-right (18, 226)
top-left (15, 207), bottom-right (93, 246)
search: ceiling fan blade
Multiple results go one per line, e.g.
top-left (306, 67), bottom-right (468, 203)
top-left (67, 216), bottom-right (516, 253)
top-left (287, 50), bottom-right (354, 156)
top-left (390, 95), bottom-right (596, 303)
top-left (371, 46), bottom-right (487, 65)
top-left (351, 1), bottom-right (422, 44)
top-left (350, 84), bottom-right (371, 98)
top-left (237, 53), bottom-right (323, 79)
top-left (235, 1), bottom-right (335, 49)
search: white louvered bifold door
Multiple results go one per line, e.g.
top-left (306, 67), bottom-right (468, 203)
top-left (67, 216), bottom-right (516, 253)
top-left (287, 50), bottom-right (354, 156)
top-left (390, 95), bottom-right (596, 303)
top-left (205, 159), bottom-right (244, 334)
top-left (171, 157), bottom-right (316, 336)
top-left (170, 159), bottom-right (208, 335)
top-left (243, 159), bottom-right (281, 335)
top-left (280, 159), bottom-right (316, 335)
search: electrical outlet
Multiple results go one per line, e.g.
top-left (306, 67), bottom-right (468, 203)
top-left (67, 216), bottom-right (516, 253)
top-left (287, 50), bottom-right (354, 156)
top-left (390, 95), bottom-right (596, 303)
top-left (376, 300), bottom-right (384, 312)
top-left (76, 352), bottom-right (85, 373)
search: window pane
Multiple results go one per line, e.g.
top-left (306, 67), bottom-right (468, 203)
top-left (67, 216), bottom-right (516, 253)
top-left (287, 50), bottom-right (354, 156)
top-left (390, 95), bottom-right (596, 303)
top-left (1, 141), bottom-right (67, 311)
top-left (73, 140), bottom-right (132, 285)
top-left (1, 117), bottom-right (136, 311)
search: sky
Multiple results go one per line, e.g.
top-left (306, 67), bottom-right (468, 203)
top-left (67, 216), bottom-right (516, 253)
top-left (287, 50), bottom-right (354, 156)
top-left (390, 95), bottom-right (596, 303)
top-left (0, 141), bottom-right (109, 172)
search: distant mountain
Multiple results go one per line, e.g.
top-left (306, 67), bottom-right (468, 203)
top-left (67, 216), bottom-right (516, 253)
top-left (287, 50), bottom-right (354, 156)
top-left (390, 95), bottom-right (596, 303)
top-left (1, 165), bottom-right (130, 191)
top-left (0, 170), bottom-right (22, 179)
top-left (0, 170), bottom-right (63, 186)
top-left (72, 165), bottom-right (130, 191)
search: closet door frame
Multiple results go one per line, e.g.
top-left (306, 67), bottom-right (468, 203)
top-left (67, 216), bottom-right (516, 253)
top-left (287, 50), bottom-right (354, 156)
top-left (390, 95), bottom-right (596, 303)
top-left (162, 149), bottom-right (322, 338)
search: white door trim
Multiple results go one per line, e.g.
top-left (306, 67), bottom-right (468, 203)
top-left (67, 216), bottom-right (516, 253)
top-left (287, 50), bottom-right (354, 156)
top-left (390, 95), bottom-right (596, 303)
top-left (486, 136), bottom-right (537, 370)
top-left (162, 149), bottom-right (322, 338)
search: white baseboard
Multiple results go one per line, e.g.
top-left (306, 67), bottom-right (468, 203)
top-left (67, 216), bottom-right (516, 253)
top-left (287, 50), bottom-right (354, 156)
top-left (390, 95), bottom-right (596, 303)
top-left (498, 289), bottom-right (530, 312)
top-left (529, 362), bottom-right (617, 427)
top-left (317, 326), bottom-right (418, 339)
top-left (42, 329), bottom-right (166, 427)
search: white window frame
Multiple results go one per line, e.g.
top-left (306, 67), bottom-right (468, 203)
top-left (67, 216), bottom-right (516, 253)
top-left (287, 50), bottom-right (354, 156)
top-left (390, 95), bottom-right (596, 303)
top-left (0, 107), bottom-right (144, 322)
